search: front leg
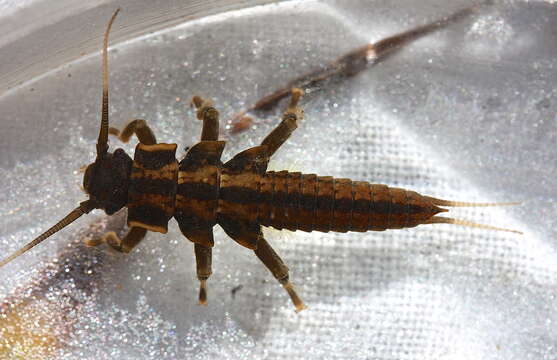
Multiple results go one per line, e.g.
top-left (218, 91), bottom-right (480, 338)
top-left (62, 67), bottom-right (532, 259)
top-left (85, 226), bottom-right (147, 253)
top-left (260, 88), bottom-right (304, 157)
top-left (109, 119), bottom-right (156, 145)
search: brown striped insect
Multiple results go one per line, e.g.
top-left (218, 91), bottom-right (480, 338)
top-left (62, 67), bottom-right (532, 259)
top-left (0, 8), bottom-right (520, 312)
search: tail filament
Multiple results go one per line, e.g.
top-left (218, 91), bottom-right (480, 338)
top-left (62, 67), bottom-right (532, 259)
top-left (425, 196), bottom-right (521, 234)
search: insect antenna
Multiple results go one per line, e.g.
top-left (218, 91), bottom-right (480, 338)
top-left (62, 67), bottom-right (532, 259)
top-left (0, 201), bottom-right (96, 268)
top-left (423, 196), bottom-right (522, 234)
top-left (0, 9), bottom-right (121, 268)
top-left (97, 8), bottom-right (120, 157)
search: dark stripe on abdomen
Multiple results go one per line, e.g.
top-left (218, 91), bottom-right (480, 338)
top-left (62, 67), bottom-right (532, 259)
top-left (258, 171), bottom-right (442, 232)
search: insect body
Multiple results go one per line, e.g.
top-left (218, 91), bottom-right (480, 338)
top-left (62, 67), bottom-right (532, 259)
top-left (0, 9), bottom-right (519, 312)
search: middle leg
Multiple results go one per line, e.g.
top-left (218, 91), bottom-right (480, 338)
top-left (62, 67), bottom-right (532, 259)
top-left (185, 96), bottom-right (220, 304)
top-left (191, 96), bottom-right (219, 141)
top-left (194, 242), bottom-right (212, 305)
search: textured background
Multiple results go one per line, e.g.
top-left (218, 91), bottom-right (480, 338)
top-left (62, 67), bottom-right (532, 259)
top-left (0, 0), bottom-right (556, 359)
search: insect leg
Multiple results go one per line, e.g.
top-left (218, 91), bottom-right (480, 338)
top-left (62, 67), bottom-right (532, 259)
top-left (194, 243), bottom-right (212, 305)
top-left (260, 88), bottom-right (304, 157)
top-left (191, 96), bottom-right (219, 141)
top-left (254, 237), bottom-right (306, 312)
top-left (182, 96), bottom-right (219, 304)
top-left (87, 226), bottom-right (148, 253)
top-left (109, 119), bottom-right (156, 145)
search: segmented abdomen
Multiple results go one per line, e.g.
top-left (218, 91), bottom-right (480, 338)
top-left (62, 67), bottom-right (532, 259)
top-left (258, 171), bottom-right (444, 233)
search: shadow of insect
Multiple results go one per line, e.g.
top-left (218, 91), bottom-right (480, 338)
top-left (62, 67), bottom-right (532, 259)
top-left (0, 211), bottom-right (126, 358)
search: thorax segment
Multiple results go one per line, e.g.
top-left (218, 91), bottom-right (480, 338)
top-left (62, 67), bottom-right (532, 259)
top-left (127, 143), bottom-right (178, 233)
top-left (174, 141), bottom-right (225, 247)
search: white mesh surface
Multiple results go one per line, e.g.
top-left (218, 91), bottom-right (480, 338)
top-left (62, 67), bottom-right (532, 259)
top-left (0, 1), bottom-right (555, 359)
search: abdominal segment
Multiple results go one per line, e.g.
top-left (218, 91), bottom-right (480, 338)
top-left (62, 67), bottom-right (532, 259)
top-left (257, 171), bottom-right (445, 233)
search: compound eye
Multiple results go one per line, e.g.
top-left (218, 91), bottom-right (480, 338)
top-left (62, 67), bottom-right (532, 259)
top-left (82, 164), bottom-right (95, 194)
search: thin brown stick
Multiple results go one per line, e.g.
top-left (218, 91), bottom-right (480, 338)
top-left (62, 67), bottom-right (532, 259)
top-left (229, 3), bottom-right (484, 133)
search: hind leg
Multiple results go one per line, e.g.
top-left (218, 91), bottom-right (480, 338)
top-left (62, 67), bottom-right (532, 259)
top-left (254, 237), bottom-right (306, 312)
top-left (260, 88), bottom-right (304, 157)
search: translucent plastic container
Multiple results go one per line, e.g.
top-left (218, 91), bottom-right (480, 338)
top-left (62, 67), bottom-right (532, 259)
top-left (0, 1), bottom-right (555, 359)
